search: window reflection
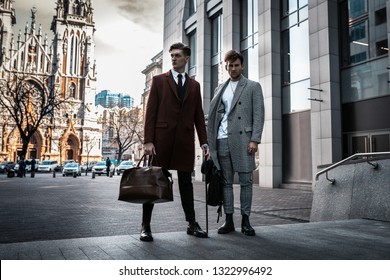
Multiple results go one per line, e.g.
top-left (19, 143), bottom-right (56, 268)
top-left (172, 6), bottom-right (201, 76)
top-left (340, 0), bottom-right (389, 102)
top-left (211, 12), bottom-right (223, 97)
top-left (281, 1), bottom-right (310, 113)
top-left (189, 0), bottom-right (197, 15)
top-left (341, 58), bottom-right (389, 102)
top-left (188, 31), bottom-right (197, 77)
top-left (240, 0), bottom-right (258, 80)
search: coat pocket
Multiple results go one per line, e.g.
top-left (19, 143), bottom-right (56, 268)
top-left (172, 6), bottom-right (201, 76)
top-left (244, 127), bottom-right (253, 133)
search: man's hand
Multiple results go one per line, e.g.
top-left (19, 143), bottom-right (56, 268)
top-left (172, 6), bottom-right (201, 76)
top-left (144, 142), bottom-right (156, 155)
top-left (202, 144), bottom-right (210, 159)
top-left (247, 141), bottom-right (258, 155)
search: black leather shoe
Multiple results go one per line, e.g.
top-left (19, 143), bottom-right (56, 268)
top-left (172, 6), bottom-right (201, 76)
top-left (187, 222), bottom-right (208, 238)
top-left (140, 224), bottom-right (153, 242)
top-left (218, 214), bottom-right (235, 234)
top-left (241, 214), bottom-right (255, 236)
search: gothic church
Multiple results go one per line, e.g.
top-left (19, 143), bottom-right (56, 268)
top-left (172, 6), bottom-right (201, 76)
top-left (0, 0), bottom-right (102, 164)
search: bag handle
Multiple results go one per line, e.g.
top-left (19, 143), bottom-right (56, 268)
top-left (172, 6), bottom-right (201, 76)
top-left (136, 154), bottom-right (160, 167)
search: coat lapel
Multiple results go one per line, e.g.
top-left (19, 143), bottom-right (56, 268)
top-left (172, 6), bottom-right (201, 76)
top-left (166, 71), bottom-right (179, 100)
top-left (183, 74), bottom-right (192, 104)
top-left (229, 75), bottom-right (247, 115)
top-left (211, 81), bottom-right (228, 133)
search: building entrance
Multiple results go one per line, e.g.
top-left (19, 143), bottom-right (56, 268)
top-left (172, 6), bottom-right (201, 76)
top-left (350, 132), bottom-right (390, 155)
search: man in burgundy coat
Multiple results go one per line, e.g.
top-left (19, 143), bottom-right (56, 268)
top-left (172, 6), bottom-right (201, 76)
top-left (142, 42), bottom-right (209, 242)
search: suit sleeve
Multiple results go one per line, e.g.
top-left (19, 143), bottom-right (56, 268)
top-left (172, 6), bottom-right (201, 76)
top-left (144, 76), bottom-right (159, 144)
top-left (251, 82), bottom-right (265, 143)
top-left (194, 82), bottom-right (208, 146)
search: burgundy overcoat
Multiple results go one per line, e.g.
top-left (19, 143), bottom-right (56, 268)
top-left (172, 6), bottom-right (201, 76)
top-left (144, 70), bottom-right (208, 172)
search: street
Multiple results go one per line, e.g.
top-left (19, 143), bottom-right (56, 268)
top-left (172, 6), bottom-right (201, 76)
top-left (0, 172), bottom-right (312, 244)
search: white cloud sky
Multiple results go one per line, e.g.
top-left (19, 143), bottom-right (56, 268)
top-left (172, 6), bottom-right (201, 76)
top-left (12, 0), bottom-right (164, 105)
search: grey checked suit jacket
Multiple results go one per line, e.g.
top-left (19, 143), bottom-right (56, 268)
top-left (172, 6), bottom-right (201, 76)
top-left (208, 75), bottom-right (264, 173)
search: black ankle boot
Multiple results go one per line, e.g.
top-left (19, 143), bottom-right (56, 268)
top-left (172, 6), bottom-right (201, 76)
top-left (241, 214), bottom-right (255, 236)
top-left (218, 214), bottom-right (235, 234)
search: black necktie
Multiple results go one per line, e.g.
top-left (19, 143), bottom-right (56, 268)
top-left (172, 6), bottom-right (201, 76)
top-left (178, 73), bottom-right (183, 88)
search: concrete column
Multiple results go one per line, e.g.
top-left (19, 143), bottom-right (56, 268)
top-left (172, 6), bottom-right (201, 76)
top-left (258, 0), bottom-right (283, 188)
top-left (308, 0), bottom-right (342, 179)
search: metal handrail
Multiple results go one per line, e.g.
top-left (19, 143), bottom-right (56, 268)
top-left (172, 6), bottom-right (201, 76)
top-left (315, 151), bottom-right (390, 183)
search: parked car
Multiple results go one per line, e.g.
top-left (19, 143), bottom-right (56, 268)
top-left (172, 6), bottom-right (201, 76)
top-left (62, 162), bottom-right (82, 176)
top-left (80, 161), bottom-right (97, 172)
top-left (116, 161), bottom-right (135, 175)
top-left (92, 161), bottom-right (115, 175)
top-left (37, 160), bottom-right (58, 172)
top-left (58, 160), bottom-right (75, 171)
top-left (0, 161), bottom-right (16, 173)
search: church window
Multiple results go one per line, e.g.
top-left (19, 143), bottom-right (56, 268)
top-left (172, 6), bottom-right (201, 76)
top-left (69, 35), bottom-right (79, 75)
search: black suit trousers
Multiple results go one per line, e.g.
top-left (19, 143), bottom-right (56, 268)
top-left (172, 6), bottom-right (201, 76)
top-left (142, 171), bottom-right (195, 224)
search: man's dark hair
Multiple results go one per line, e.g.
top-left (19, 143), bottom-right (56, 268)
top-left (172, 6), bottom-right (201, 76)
top-left (224, 50), bottom-right (244, 64)
top-left (169, 42), bottom-right (191, 57)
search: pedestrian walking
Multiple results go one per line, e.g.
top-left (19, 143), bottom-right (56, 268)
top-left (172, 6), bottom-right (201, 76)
top-left (207, 50), bottom-right (265, 236)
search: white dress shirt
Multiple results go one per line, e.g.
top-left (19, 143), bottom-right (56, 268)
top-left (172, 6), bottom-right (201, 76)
top-left (171, 69), bottom-right (186, 85)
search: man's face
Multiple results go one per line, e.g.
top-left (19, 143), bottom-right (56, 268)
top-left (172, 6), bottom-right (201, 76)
top-left (225, 58), bottom-right (244, 81)
top-left (170, 49), bottom-right (189, 71)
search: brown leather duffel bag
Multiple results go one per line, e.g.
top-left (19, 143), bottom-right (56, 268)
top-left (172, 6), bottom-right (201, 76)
top-left (118, 154), bottom-right (173, 204)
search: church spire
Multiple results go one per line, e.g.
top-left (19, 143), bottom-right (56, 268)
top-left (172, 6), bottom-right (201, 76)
top-left (54, 0), bottom-right (94, 23)
top-left (30, 6), bottom-right (37, 34)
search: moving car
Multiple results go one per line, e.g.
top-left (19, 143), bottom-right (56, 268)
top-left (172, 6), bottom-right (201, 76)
top-left (0, 161), bottom-right (16, 173)
top-left (62, 162), bottom-right (82, 176)
top-left (37, 160), bottom-right (58, 172)
top-left (92, 161), bottom-right (115, 175)
top-left (116, 161), bottom-right (135, 175)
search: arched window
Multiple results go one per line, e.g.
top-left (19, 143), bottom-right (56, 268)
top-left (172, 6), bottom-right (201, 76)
top-left (69, 35), bottom-right (79, 75)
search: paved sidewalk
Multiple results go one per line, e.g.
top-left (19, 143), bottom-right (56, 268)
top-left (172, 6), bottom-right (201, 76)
top-left (0, 175), bottom-right (389, 260)
top-left (0, 219), bottom-right (389, 260)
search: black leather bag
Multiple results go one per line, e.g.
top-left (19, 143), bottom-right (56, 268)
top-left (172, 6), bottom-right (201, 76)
top-left (201, 159), bottom-right (224, 221)
top-left (118, 154), bottom-right (173, 204)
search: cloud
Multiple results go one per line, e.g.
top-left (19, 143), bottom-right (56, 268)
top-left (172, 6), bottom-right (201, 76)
top-left (113, 0), bottom-right (164, 33)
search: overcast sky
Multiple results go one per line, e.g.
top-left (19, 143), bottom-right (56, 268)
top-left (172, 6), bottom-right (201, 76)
top-left (13, 0), bottom-right (164, 105)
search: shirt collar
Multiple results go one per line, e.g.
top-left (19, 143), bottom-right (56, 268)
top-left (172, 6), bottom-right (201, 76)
top-left (171, 69), bottom-right (186, 79)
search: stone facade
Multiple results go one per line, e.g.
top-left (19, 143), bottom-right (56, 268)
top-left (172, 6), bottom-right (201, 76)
top-left (0, 0), bottom-right (102, 164)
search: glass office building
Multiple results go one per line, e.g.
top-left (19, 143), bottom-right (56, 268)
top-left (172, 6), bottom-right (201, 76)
top-left (95, 90), bottom-right (134, 109)
top-left (163, 0), bottom-right (390, 188)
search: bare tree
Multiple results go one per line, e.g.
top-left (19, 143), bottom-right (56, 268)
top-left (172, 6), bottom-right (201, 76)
top-left (83, 135), bottom-right (98, 175)
top-left (108, 107), bottom-right (143, 163)
top-left (0, 73), bottom-right (68, 159)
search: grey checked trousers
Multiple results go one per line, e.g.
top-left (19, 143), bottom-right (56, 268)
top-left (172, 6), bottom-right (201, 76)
top-left (217, 138), bottom-right (253, 216)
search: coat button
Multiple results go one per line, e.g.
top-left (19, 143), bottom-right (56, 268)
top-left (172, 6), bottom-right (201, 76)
top-left (239, 102), bottom-right (242, 105)
top-left (238, 117), bottom-right (241, 119)
top-left (240, 131), bottom-right (243, 134)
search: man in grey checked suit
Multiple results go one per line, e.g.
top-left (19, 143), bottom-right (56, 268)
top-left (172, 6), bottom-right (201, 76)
top-left (207, 50), bottom-right (264, 236)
